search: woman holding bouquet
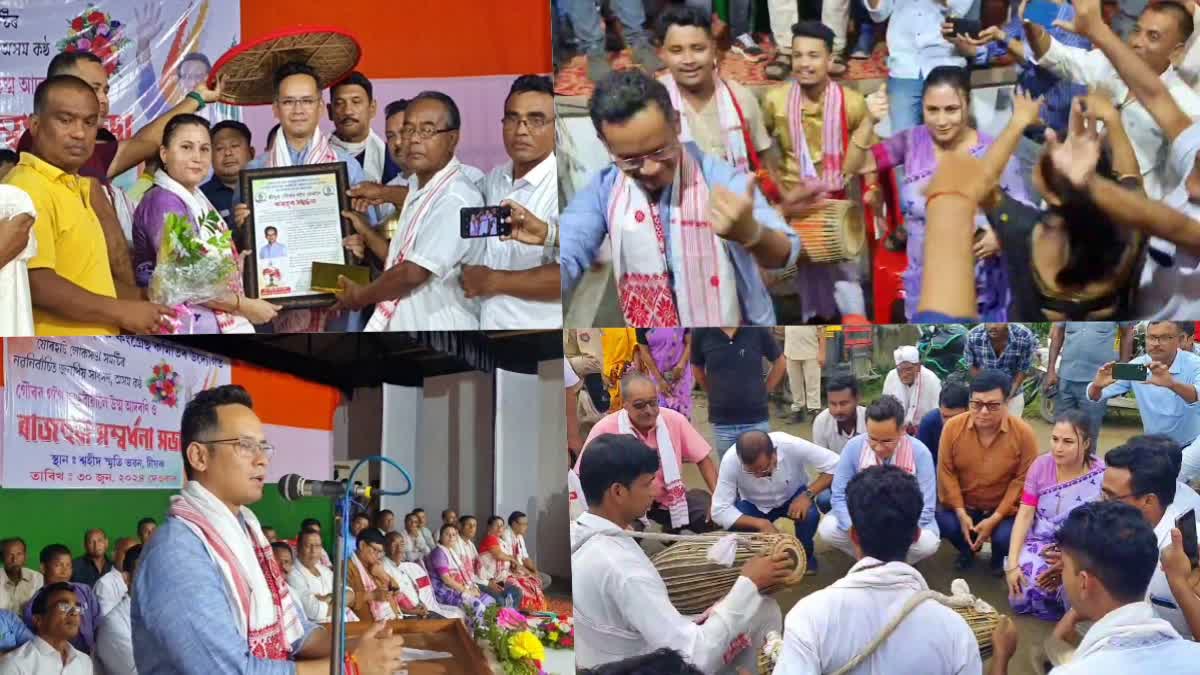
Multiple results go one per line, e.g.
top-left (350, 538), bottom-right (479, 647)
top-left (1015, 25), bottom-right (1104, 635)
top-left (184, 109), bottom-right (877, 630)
top-left (133, 114), bottom-right (279, 333)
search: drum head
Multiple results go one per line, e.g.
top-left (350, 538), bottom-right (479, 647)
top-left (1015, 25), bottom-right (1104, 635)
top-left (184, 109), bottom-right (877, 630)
top-left (208, 26), bottom-right (361, 106)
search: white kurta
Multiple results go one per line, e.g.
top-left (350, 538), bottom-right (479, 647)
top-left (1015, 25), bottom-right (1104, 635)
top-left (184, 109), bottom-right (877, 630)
top-left (572, 512), bottom-right (781, 673)
top-left (810, 407), bottom-right (867, 454)
top-left (366, 157), bottom-right (485, 331)
top-left (93, 568), bottom-right (127, 619)
top-left (0, 636), bottom-right (94, 674)
top-left (1050, 602), bottom-right (1200, 674)
top-left (382, 558), bottom-right (465, 620)
top-left (1147, 482), bottom-right (1200, 638)
top-left (882, 367), bottom-right (942, 428)
top-left (712, 431), bottom-right (839, 529)
top-left (480, 154), bottom-right (561, 329)
top-left (775, 559), bottom-right (981, 675)
top-left (94, 595), bottom-right (134, 675)
top-left (287, 563), bottom-right (357, 623)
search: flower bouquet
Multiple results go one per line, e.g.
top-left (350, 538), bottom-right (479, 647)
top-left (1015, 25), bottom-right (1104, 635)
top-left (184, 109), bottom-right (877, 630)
top-left (146, 363), bottom-right (181, 408)
top-left (471, 605), bottom-right (547, 675)
top-left (148, 211), bottom-right (239, 334)
top-left (529, 613), bottom-right (573, 650)
top-left (58, 6), bottom-right (129, 77)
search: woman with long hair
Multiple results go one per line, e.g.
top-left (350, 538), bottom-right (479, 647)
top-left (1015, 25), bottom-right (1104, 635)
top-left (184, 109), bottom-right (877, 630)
top-left (1004, 409), bottom-right (1105, 620)
top-left (845, 66), bottom-right (1033, 322)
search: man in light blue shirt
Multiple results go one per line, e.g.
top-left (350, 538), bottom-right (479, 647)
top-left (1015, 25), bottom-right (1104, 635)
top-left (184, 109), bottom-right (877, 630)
top-left (0, 608), bottom-right (32, 654)
top-left (866, 0), bottom-right (974, 132)
top-left (131, 384), bottom-right (404, 674)
top-left (1089, 321), bottom-right (1200, 481)
top-left (817, 395), bottom-right (942, 564)
top-left (560, 70), bottom-right (801, 327)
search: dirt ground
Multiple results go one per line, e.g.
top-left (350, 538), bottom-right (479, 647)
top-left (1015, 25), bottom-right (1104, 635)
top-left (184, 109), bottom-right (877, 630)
top-left (670, 390), bottom-right (1144, 675)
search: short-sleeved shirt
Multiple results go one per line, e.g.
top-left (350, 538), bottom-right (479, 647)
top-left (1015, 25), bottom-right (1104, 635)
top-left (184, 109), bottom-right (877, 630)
top-left (691, 328), bottom-right (782, 425)
top-left (683, 79), bottom-right (773, 161)
top-left (784, 326), bottom-right (821, 360)
top-left (965, 323), bottom-right (1037, 379)
top-left (761, 83), bottom-right (867, 189)
top-left (1094, 350), bottom-right (1200, 446)
top-left (581, 407), bottom-right (713, 498)
top-left (3, 152), bottom-right (118, 336)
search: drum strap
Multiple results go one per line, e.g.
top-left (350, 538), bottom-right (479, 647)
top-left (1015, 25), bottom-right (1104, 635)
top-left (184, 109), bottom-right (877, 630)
top-left (726, 89), bottom-right (782, 204)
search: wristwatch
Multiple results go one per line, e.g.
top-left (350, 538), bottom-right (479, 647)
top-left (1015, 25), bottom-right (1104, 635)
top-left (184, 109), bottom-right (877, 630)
top-left (802, 489), bottom-right (815, 500)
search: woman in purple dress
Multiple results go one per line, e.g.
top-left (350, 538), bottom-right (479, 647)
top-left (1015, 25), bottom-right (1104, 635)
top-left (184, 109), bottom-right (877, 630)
top-left (132, 114), bottom-right (278, 333)
top-left (635, 328), bottom-right (693, 419)
top-left (845, 66), bottom-right (1032, 322)
top-left (428, 524), bottom-right (496, 615)
top-left (1004, 409), bottom-right (1105, 620)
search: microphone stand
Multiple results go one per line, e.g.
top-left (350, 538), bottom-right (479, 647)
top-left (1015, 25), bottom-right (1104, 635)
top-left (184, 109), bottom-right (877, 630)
top-left (330, 456), bottom-right (414, 675)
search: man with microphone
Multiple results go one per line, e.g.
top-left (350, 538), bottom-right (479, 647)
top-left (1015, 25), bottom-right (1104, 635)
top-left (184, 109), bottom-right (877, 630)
top-left (131, 384), bottom-right (406, 674)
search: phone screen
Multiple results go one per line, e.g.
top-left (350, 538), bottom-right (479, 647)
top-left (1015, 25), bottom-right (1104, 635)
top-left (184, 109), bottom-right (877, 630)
top-left (949, 18), bottom-right (982, 39)
top-left (1023, 0), bottom-right (1061, 29)
top-left (1176, 509), bottom-right (1199, 566)
top-left (460, 206), bottom-right (513, 238)
top-left (1111, 363), bottom-right (1148, 381)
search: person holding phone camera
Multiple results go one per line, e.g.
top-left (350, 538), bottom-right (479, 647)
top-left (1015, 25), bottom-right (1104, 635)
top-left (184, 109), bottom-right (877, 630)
top-left (1088, 321), bottom-right (1200, 483)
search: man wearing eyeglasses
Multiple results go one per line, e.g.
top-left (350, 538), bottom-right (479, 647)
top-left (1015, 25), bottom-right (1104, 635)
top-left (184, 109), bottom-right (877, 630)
top-left (711, 430), bottom-right (838, 574)
top-left (461, 74), bottom-right (561, 330)
top-left (21, 545), bottom-right (99, 656)
top-left (818, 395), bottom-right (941, 564)
top-left (576, 373), bottom-right (719, 533)
top-left (2, 583), bottom-right (94, 673)
top-left (561, 70), bottom-right (802, 327)
top-left (965, 323), bottom-right (1037, 417)
top-left (232, 62), bottom-right (376, 333)
top-left (1089, 321), bottom-right (1200, 483)
top-left (131, 384), bottom-right (406, 674)
top-left (1048, 439), bottom-right (1200, 648)
top-left (936, 369), bottom-right (1038, 574)
top-left (339, 92), bottom-right (487, 332)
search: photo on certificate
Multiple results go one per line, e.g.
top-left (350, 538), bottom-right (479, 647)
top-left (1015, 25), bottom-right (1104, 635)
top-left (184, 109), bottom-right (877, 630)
top-left (240, 162), bottom-right (353, 309)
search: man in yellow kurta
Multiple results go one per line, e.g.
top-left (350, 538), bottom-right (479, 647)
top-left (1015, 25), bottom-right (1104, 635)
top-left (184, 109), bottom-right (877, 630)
top-left (654, 5), bottom-right (779, 180)
top-left (4, 76), bottom-right (172, 336)
top-left (762, 21), bottom-right (875, 325)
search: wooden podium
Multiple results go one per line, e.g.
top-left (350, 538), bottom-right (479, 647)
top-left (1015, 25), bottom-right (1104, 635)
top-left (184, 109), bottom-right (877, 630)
top-left (345, 619), bottom-right (489, 674)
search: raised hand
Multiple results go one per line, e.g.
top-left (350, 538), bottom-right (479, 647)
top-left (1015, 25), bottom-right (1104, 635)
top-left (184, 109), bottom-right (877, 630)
top-left (709, 176), bottom-right (762, 247)
top-left (1011, 88), bottom-right (1044, 128)
top-left (866, 84), bottom-right (889, 122)
top-left (1044, 98), bottom-right (1102, 191)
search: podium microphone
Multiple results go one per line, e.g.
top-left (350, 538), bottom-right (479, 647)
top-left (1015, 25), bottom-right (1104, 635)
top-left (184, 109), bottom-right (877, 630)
top-left (277, 474), bottom-right (372, 501)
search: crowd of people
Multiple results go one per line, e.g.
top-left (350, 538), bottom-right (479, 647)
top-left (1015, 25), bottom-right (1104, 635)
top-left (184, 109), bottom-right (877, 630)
top-left (566, 321), bottom-right (1200, 673)
top-left (559, 0), bottom-right (1200, 327)
top-left (0, 43), bottom-right (561, 336)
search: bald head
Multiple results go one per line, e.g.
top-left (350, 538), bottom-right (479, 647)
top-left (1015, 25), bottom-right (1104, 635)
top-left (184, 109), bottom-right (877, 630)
top-left (620, 373), bottom-right (660, 431)
top-left (735, 430), bottom-right (774, 465)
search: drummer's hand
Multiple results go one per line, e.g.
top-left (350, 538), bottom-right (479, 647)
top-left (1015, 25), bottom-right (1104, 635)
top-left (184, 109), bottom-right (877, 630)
top-left (710, 176), bottom-right (763, 247)
top-left (990, 616), bottom-right (1020, 662)
top-left (864, 182), bottom-right (883, 211)
top-left (233, 204), bottom-right (250, 228)
top-left (741, 550), bottom-right (794, 591)
top-left (779, 179), bottom-right (827, 219)
top-left (333, 275), bottom-right (370, 311)
top-left (195, 74), bottom-right (224, 104)
top-left (343, 234), bottom-right (366, 259)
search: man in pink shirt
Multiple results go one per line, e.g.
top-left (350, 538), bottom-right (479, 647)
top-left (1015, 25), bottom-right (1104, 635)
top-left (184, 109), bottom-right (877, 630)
top-left (580, 373), bottom-right (719, 533)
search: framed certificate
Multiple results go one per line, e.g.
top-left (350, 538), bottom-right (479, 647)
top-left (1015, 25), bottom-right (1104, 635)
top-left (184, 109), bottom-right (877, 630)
top-left (241, 162), bottom-right (352, 309)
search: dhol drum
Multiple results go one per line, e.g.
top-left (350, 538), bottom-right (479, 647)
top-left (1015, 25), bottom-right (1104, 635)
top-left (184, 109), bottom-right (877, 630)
top-left (788, 199), bottom-right (865, 264)
top-left (649, 532), bottom-right (806, 616)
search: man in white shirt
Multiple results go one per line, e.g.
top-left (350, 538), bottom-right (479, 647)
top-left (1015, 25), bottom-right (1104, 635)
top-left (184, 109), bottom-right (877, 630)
top-left (777, 465), bottom-right (984, 674)
top-left (0, 582), bottom-right (94, 674)
top-left (328, 72), bottom-right (388, 184)
top-left (462, 75), bottom-right (560, 330)
top-left (93, 538), bottom-right (136, 619)
top-left (0, 539), bottom-right (41, 615)
top-left (811, 374), bottom-right (867, 454)
top-left (94, 545), bottom-right (141, 675)
top-left (1027, 1), bottom-right (1200, 199)
top-left (712, 430), bottom-right (838, 574)
top-left (287, 530), bottom-right (357, 624)
top-left (338, 91), bottom-right (485, 330)
top-left (881, 345), bottom-right (942, 436)
top-left (1042, 500), bottom-right (1200, 674)
top-left (572, 433), bottom-right (792, 673)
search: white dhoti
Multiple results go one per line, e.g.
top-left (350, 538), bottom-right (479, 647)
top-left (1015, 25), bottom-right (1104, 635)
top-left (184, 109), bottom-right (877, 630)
top-left (817, 513), bottom-right (940, 564)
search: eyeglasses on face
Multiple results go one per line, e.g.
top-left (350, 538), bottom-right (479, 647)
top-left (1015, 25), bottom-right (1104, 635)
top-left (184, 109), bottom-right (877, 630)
top-left (278, 97), bottom-right (320, 109)
top-left (629, 398), bottom-right (660, 412)
top-left (969, 400), bottom-right (1004, 412)
top-left (52, 602), bottom-right (83, 616)
top-left (501, 114), bottom-right (554, 131)
top-left (400, 125), bottom-right (458, 140)
top-left (610, 142), bottom-right (678, 172)
top-left (202, 437), bottom-right (276, 461)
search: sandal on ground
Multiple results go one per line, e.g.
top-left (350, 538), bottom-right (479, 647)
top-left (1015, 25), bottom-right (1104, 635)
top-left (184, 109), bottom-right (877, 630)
top-left (765, 52), bottom-right (792, 80)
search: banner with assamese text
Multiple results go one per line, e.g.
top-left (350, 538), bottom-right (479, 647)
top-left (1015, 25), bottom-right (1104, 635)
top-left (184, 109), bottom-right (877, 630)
top-left (2, 336), bottom-right (231, 489)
